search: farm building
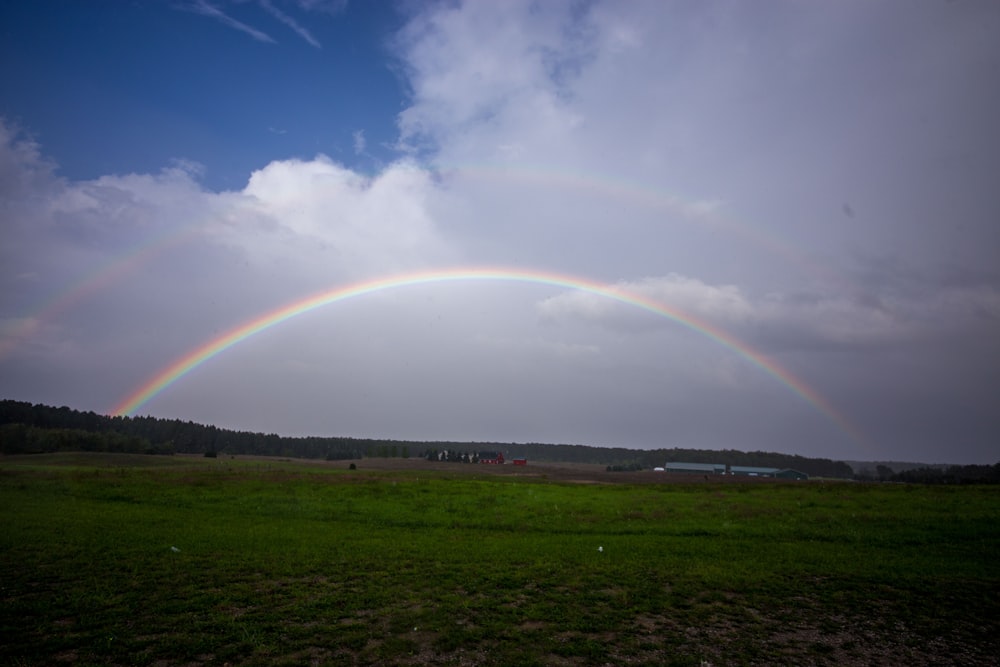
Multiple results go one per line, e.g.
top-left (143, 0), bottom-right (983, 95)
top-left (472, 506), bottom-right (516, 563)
top-left (664, 462), bottom-right (727, 475)
top-left (479, 451), bottom-right (504, 464)
top-left (512, 458), bottom-right (527, 466)
top-left (729, 466), bottom-right (808, 480)
top-left (774, 469), bottom-right (809, 480)
top-left (730, 465), bottom-right (778, 477)
top-left (663, 463), bottom-right (809, 480)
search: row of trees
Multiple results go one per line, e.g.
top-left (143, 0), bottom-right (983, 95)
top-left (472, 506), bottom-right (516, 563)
top-left (366, 444), bottom-right (410, 458)
top-left (606, 463), bottom-right (644, 472)
top-left (0, 423), bottom-right (158, 455)
top-left (3, 399), bottom-right (953, 481)
top-left (855, 463), bottom-right (1000, 484)
top-left (0, 400), bottom-right (857, 475)
top-left (419, 449), bottom-right (498, 463)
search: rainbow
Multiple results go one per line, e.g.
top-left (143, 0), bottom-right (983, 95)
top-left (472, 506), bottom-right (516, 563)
top-left (0, 225), bottom-right (204, 361)
top-left (110, 266), bottom-right (864, 445)
top-left (6, 161), bottom-right (855, 365)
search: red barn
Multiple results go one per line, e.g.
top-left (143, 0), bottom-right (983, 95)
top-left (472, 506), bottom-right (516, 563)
top-left (479, 451), bottom-right (504, 464)
top-left (512, 458), bottom-right (527, 466)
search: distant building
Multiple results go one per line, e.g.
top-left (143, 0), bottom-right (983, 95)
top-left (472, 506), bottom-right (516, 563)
top-left (663, 462), bottom-right (809, 480)
top-left (774, 469), bottom-right (808, 480)
top-left (730, 465), bottom-right (777, 477)
top-left (479, 451), bottom-right (504, 464)
top-left (512, 458), bottom-right (527, 466)
top-left (664, 462), bottom-right (726, 475)
top-left (730, 466), bottom-right (808, 480)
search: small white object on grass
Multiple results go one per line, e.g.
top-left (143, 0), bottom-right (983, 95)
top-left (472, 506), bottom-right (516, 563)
top-left (598, 546), bottom-right (603, 552)
top-left (170, 546), bottom-right (180, 553)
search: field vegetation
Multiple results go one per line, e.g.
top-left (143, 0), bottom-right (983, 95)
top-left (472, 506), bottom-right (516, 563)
top-left (1, 453), bottom-right (998, 666)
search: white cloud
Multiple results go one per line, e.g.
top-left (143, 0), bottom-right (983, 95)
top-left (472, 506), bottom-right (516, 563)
top-left (537, 273), bottom-right (1000, 350)
top-left (394, 0), bottom-right (592, 159)
top-left (0, 120), bottom-right (453, 382)
top-left (185, 0), bottom-right (277, 43)
top-left (538, 275), bottom-right (753, 334)
top-left (238, 155), bottom-right (452, 273)
top-left (180, 0), bottom-right (342, 47)
top-left (292, 0), bottom-right (346, 15)
top-left (352, 130), bottom-right (366, 155)
top-left (0, 121), bottom-right (57, 198)
top-left (260, 0), bottom-right (321, 48)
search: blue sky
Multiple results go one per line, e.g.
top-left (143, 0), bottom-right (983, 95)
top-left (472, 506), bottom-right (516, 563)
top-left (2, 1), bottom-right (999, 465)
top-left (1, 0), bottom-right (404, 188)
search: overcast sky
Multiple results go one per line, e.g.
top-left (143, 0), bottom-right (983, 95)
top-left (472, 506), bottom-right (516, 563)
top-left (2, 0), bottom-right (998, 464)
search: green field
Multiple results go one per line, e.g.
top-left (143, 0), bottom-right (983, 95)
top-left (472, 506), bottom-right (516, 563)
top-left (1, 453), bottom-right (998, 666)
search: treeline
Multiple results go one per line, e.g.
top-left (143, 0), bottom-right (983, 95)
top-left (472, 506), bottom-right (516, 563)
top-left (0, 400), bottom-right (366, 459)
top-left (420, 449), bottom-right (476, 463)
top-left (0, 400), bottom-right (489, 460)
top-left (2, 399), bottom-right (856, 477)
top-left (496, 443), bottom-right (856, 479)
top-left (856, 463), bottom-right (1000, 485)
top-left (0, 423), bottom-right (160, 455)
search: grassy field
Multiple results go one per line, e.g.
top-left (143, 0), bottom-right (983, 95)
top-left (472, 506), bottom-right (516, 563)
top-left (1, 453), bottom-right (998, 666)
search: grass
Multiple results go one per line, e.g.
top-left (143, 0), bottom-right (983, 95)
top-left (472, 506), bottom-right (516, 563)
top-left (1, 453), bottom-right (998, 665)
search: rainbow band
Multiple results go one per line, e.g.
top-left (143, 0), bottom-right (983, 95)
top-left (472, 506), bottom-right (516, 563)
top-left (1, 225), bottom-right (204, 361)
top-left (110, 267), bottom-right (863, 444)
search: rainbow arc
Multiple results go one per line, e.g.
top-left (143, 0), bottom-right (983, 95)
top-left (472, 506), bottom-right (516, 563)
top-left (110, 267), bottom-right (864, 447)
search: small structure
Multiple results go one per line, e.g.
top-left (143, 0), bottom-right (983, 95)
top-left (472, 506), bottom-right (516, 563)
top-left (479, 451), bottom-right (504, 464)
top-left (662, 462), bottom-right (809, 480)
top-left (729, 466), bottom-right (808, 480)
top-left (512, 458), bottom-right (527, 466)
top-left (664, 462), bottom-right (726, 475)
top-left (774, 468), bottom-right (809, 480)
top-left (730, 465), bottom-right (778, 477)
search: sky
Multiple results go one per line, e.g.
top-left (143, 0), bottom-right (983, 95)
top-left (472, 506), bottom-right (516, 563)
top-left (1, 0), bottom-right (998, 464)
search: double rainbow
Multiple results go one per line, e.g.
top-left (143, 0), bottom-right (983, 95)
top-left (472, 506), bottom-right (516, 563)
top-left (110, 266), bottom-right (863, 446)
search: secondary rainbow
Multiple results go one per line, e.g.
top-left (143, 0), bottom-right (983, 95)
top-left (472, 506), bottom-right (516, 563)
top-left (1, 224), bottom-right (205, 361)
top-left (434, 163), bottom-right (857, 292)
top-left (110, 267), bottom-right (864, 444)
